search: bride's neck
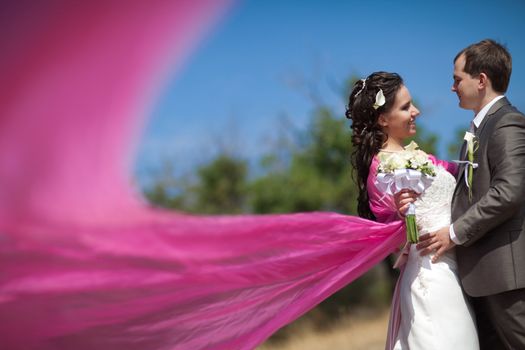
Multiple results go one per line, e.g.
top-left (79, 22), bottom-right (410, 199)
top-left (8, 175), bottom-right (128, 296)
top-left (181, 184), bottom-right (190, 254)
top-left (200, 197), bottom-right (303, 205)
top-left (380, 138), bottom-right (405, 152)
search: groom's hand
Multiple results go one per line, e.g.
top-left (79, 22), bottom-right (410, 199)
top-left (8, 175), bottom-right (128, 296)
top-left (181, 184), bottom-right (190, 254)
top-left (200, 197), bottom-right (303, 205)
top-left (394, 189), bottom-right (419, 218)
top-left (416, 226), bottom-right (456, 263)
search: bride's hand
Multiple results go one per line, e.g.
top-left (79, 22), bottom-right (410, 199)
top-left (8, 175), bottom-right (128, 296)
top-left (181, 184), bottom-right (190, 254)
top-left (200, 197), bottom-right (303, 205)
top-left (394, 189), bottom-right (418, 218)
top-left (416, 226), bottom-right (456, 263)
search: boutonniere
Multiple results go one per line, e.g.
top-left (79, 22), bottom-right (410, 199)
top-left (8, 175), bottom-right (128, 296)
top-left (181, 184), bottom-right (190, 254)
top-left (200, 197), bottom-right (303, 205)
top-left (463, 131), bottom-right (479, 201)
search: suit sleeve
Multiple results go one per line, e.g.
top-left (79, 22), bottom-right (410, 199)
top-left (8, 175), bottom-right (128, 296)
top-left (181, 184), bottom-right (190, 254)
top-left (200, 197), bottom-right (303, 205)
top-left (453, 113), bottom-right (525, 246)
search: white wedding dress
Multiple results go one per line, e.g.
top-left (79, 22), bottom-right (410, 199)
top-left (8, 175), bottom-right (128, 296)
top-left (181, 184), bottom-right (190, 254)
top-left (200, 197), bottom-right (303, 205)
top-left (393, 165), bottom-right (479, 349)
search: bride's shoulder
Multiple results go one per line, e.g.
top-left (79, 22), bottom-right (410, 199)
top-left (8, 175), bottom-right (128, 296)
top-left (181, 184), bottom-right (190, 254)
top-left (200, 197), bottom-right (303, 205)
top-left (367, 155), bottom-right (380, 176)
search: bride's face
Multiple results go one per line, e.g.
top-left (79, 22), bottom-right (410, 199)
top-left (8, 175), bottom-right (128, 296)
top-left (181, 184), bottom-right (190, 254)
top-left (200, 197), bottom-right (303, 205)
top-left (378, 85), bottom-right (419, 144)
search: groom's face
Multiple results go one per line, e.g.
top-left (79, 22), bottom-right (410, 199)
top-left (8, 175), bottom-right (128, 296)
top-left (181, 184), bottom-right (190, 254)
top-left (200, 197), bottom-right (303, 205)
top-left (452, 54), bottom-right (480, 111)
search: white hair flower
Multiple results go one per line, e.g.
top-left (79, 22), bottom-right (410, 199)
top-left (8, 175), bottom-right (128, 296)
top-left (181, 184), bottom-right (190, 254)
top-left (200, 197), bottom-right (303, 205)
top-left (373, 89), bottom-right (385, 110)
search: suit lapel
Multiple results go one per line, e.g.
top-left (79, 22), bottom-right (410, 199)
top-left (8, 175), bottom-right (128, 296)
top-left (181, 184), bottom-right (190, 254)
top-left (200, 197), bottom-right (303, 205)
top-left (453, 97), bottom-right (511, 205)
top-left (476, 97), bottom-right (510, 138)
top-left (452, 137), bottom-right (468, 210)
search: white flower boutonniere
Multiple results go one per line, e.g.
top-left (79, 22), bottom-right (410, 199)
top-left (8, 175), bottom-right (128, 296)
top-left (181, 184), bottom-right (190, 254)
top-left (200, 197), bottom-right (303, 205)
top-left (463, 131), bottom-right (479, 201)
top-left (372, 89), bottom-right (385, 110)
top-left (463, 131), bottom-right (475, 143)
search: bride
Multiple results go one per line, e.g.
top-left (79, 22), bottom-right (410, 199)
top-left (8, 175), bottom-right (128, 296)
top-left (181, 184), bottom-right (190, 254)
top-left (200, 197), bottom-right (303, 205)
top-left (346, 72), bottom-right (479, 349)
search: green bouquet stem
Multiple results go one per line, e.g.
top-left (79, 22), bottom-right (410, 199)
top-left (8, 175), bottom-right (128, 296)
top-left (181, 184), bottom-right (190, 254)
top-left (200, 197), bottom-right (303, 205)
top-left (405, 203), bottom-right (419, 243)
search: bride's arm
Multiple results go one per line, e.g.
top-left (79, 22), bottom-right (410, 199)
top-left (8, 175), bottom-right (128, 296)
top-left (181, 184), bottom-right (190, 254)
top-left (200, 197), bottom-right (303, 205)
top-left (427, 154), bottom-right (459, 177)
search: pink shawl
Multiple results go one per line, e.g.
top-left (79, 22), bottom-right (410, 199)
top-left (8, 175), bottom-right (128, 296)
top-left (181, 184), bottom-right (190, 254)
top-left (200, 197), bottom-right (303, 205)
top-left (0, 2), bottom-right (409, 349)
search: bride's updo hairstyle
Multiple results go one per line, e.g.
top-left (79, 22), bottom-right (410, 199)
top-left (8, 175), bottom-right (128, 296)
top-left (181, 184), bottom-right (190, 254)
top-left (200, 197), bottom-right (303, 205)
top-left (345, 72), bottom-right (403, 220)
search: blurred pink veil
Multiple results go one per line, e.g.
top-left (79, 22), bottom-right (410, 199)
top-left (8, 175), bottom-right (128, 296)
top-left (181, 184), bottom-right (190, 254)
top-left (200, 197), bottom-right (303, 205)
top-left (0, 1), bottom-right (405, 349)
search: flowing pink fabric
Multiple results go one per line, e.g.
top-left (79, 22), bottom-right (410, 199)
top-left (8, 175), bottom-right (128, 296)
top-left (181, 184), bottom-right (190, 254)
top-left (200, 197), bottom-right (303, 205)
top-left (0, 2), bottom-right (406, 349)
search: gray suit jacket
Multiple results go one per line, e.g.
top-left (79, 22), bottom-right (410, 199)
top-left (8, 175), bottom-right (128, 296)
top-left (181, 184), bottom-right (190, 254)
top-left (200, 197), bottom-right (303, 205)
top-left (451, 97), bottom-right (525, 297)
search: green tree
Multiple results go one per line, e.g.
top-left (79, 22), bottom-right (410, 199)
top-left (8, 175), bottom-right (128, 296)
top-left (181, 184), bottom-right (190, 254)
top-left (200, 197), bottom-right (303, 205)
top-left (194, 155), bottom-right (248, 214)
top-left (250, 107), bottom-right (357, 215)
top-left (143, 154), bottom-right (248, 214)
top-left (143, 160), bottom-right (190, 210)
top-left (447, 127), bottom-right (469, 159)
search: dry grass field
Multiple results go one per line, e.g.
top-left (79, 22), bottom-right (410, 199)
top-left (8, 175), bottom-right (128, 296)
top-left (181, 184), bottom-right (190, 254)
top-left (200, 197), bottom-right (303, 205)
top-left (258, 309), bottom-right (390, 350)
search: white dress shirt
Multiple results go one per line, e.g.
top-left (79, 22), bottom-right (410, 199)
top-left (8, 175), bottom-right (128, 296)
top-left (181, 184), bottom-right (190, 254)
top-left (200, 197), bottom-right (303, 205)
top-left (449, 95), bottom-right (505, 244)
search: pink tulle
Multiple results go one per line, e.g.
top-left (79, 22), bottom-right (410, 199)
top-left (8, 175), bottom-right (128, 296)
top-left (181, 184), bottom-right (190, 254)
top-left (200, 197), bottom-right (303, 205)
top-left (0, 2), bottom-right (406, 349)
top-left (1, 212), bottom-right (404, 349)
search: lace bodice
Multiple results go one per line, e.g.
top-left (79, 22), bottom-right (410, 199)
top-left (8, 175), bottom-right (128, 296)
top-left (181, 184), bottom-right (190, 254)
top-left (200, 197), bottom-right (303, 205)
top-left (414, 165), bottom-right (457, 234)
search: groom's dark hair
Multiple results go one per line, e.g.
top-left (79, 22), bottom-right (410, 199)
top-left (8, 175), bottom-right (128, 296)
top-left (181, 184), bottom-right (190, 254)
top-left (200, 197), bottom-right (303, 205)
top-left (455, 39), bottom-right (512, 93)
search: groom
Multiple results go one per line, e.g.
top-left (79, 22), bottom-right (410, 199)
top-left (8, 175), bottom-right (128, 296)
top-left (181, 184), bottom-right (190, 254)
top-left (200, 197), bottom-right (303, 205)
top-left (400, 39), bottom-right (525, 348)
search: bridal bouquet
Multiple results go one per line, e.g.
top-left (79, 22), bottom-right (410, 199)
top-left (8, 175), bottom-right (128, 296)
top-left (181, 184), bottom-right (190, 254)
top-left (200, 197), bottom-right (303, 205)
top-left (375, 141), bottom-right (436, 243)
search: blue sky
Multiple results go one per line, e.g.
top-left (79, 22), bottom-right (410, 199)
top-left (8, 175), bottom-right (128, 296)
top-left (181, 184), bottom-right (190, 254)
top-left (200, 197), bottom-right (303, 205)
top-left (135, 0), bottom-right (525, 184)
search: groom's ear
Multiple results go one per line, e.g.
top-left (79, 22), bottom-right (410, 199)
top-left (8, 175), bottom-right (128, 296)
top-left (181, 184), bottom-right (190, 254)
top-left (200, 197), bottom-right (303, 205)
top-left (478, 72), bottom-right (491, 91)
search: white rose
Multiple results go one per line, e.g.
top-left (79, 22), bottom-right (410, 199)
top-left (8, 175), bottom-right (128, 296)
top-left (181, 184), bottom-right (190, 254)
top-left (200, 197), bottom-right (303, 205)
top-left (378, 152), bottom-right (390, 163)
top-left (410, 158), bottom-right (422, 169)
top-left (404, 141), bottom-right (419, 152)
top-left (413, 151), bottom-right (429, 166)
top-left (389, 153), bottom-right (407, 169)
top-left (401, 150), bottom-right (414, 160)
